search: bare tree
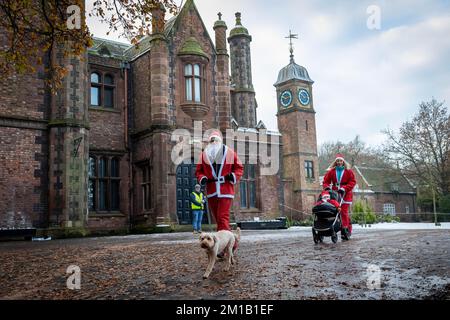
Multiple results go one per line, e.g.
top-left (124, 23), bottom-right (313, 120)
top-left (383, 99), bottom-right (450, 195)
top-left (318, 135), bottom-right (390, 173)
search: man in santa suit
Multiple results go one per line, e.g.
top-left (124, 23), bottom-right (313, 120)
top-left (322, 154), bottom-right (357, 240)
top-left (195, 130), bottom-right (244, 250)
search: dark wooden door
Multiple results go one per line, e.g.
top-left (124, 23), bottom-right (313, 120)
top-left (176, 162), bottom-right (209, 225)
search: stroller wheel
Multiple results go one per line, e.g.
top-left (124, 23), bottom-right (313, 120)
top-left (312, 229), bottom-right (319, 244)
top-left (331, 230), bottom-right (338, 243)
top-left (319, 235), bottom-right (324, 243)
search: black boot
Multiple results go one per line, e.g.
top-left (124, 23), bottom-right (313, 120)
top-left (341, 228), bottom-right (350, 241)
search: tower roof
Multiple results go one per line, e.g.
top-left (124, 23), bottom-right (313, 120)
top-left (274, 30), bottom-right (313, 86)
top-left (178, 37), bottom-right (209, 59)
top-left (229, 12), bottom-right (251, 39)
top-left (274, 59), bottom-right (314, 86)
top-left (213, 12), bottom-right (227, 29)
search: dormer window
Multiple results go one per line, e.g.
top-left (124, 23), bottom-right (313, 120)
top-left (184, 63), bottom-right (204, 103)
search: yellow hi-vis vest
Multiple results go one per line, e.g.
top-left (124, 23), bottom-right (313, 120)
top-left (191, 192), bottom-right (204, 210)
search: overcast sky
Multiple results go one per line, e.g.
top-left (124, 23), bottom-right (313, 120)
top-left (86, 0), bottom-right (450, 147)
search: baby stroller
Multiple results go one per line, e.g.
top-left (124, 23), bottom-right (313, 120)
top-left (311, 190), bottom-right (344, 244)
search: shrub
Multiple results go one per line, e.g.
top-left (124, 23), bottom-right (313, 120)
top-left (299, 216), bottom-right (314, 226)
top-left (439, 194), bottom-right (450, 213)
top-left (286, 216), bottom-right (314, 227)
top-left (417, 194), bottom-right (434, 212)
top-left (351, 200), bottom-right (376, 225)
top-left (376, 214), bottom-right (400, 223)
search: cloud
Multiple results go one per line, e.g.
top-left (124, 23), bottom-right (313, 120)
top-left (310, 13), bottom-right (450, 145)
top-left (85, 0), bottom-right (450, 148)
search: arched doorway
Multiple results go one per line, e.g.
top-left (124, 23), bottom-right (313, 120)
top-left (176, 162), bottom-right (210, 225)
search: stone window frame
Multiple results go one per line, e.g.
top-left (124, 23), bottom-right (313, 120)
top-left (141, 164), bottom-right (152, 212)
top-left (183, 62), bottom-right (206, 103)
top-left (305, 160), bottom-right (314, 179)
top-left (178, 56), bottom-right (208, 105)
top-left (89, 69), bottom-right (117, 109)
top-left (240, 163), bottom-right (258, 210)
top-left (88, 155), bottom-right (121, 213)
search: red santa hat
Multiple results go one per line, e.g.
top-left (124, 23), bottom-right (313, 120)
top-left (321, 191), bottom-right (330, 200)
top-left (208, 130), bottom-right (222, 142)
top-left (326, 153), bottom-right (350, 171)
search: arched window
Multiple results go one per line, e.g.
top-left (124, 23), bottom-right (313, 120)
top-left (91, 73), bottom-right (100, 83)
top-left (184, 63), bottom-right (204, 103)
top-left (88, 156), bottom-right (97, 211)
top-left (193, 64), bottom-right (201, 102)
top-left (103, 74), bottom-right (115, 108)
top-left (90, 72), bottom-right (101, 106)
top-left (90, 72), bottom-right (115, 108)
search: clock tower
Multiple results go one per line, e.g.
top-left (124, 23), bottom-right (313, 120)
top-left (275, 31), bottom-right (320, 218)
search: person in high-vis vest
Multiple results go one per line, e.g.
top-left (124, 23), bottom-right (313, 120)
top-left (190, 184), bottom-right (206, 234)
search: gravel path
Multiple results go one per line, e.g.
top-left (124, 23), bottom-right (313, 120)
top-left (0, 227), bottom-right (449, 300)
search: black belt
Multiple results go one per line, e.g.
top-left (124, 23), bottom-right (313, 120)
top-left (207, 176), bottom-right (225, 183)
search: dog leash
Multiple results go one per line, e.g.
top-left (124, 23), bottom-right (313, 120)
top-left (279, 203), bottom-right (309, 215)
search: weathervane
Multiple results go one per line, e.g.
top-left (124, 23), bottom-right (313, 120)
top-left (285, 30), bottom-right (298, 62)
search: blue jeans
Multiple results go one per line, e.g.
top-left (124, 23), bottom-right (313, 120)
top-left (192, 210), bottom-right (203, 231)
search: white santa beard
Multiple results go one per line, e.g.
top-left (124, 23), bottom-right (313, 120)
top-left (207, 143), bottom-right (222, 160)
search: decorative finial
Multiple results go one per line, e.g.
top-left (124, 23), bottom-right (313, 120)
top-left (285, 30), bottom-right (298, 63)
top-left (218, 12), bottom-right (222, 20)
top-left (235, 12), bottom-right (242, 25)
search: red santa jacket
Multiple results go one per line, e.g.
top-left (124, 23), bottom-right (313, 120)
top-left (195, 145), bottom-right (244, 198)
top-left (322, 167), bottom-right (357, 204)
top-left (315, 198), bottom-right (341, 209)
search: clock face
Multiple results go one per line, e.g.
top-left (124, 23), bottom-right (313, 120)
top-left (298, 89), bottom-right (310, 106)
top-left (280, 90), bottom-right (292, 107)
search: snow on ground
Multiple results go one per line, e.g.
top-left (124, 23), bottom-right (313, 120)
top-left (149, 223), bottom-right (450, 244)
top-left (98, 223), bottom-right (450, 244)
top-left (351, 222), bottom-right (450, 230)
top-left (292, 222), bottom-right (450, 231)
top-left (2, 227), bottom-right (449, 299)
